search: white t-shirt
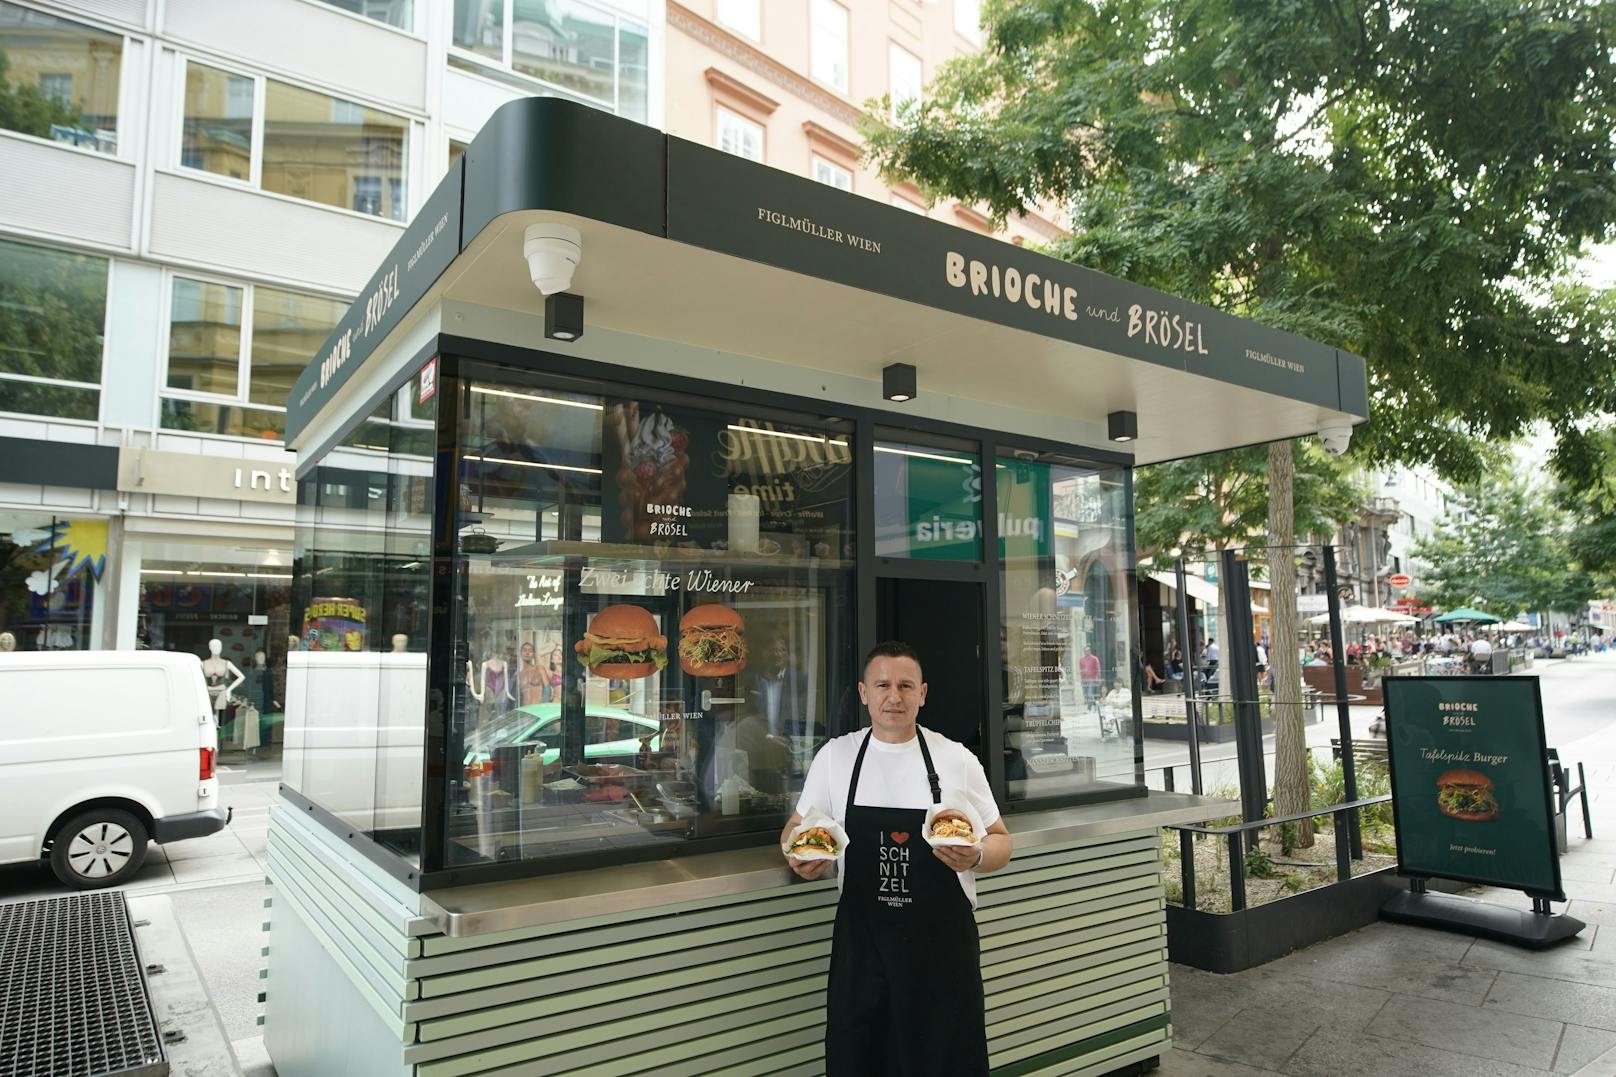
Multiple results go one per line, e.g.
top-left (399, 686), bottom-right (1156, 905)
top-left (796, 726), bottom-right (1001, 907)
top-left (1469, 638), bottom-right (1493, 658)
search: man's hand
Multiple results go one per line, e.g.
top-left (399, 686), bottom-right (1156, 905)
top-left (932, 819), bottom-right (1012, 874)
top-left (780, 810), bottom-right (835, 881)
top-left (931, 842), bottom-right (980, 872)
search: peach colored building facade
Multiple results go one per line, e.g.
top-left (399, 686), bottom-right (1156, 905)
top-left (664, 0), bottom-right (1064, 247)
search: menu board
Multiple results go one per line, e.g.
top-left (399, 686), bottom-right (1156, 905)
top-left (1383, 676), bottom-right (1562, 900)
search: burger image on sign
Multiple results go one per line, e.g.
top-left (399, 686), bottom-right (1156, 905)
top-left (575, 604), bottom-right (667, 679)
top-left (1436, 768), bottom-right (1499, 822)
top-left (677, 604), bottom-right (748, 678)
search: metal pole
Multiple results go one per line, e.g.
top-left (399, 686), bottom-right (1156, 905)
top-left (1221, 550), bottom-right (1266, 826)
top-left (1174, 557), bottom-right (1203, 794)
top-left (1179, 829), bottom-right (1196, 911)
top-left (1323, 546), bottom-right (1363, 859)
top-left (1227, 832), bottom-right (1246, 912)
top-left (1333, 811), bottom-right (1351, 882)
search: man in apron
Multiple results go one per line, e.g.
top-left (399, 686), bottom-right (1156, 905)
top-left (780, 641), bottom-right (1011, 1076)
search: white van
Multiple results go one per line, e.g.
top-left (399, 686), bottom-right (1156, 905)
top-left (0, 651), bottom-right (231, 888)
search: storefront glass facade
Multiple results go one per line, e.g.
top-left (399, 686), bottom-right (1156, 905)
top-left (0, 512), bottom-right (103, 650)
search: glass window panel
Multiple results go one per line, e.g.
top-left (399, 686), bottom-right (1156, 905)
top-left (452, 0), bottom-right (504, 61)
top-left (0, 237), bottom-right (107, 390)
top-left (812, 156), bottom-right (851, 191)
top-left (166, 278), bottom-right (242, 396)
top-left (889, 42), bottom-right (921, 113)
top-left (0, 379), bottom-right (97, 420)
top-left (0, 512), bottom-right (98, 649)
top-left (954, 0), bottom-right (980, 41)
top-left (250, 286), bottom-right (345, 409)
top-left (890, 194), bottom-right (925, 213)
top-left (287, 394), bottom-right (436, 862)
top-left (617, 19), bottom-right (648, 123)
top-left (997, 455), bottom-right (1134, 803)
top-left (810, 0), bottom-right (848, 92)
top-left (182, 62), bottom-right (254, 179)
top-left (444, 373), bottom-right (855, 869)
top-left (715, 106), bottom-right (762, 161)
top-left (511, 0), bottom-right (616, 107)
top-left (714, 0), bottom-right (758, 39)
top-left (262, 80), bottom-right (408, 220)
top-left (161, 398), bottom-right (284, 441)
top-left (874, 439), bottom-right (983, 559)
top-left (312, 0), bottom-right (412, 29)
top-left (0, 2), bottom-right (122, 153)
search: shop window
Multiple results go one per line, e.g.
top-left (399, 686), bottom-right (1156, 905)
top-left (890, 193), bottom-right (925, 213)
top-left (0, 2), bottom-right (122, 154)
top-left (449, 0), bottom-right (649, 121)
top-left (0, 236), bottom-right (106, 422)
top-left (0, 514), bottom-right (101, 650)
top-left (180, 60), bottom-right (410, 221)
top-left (287, 389), bottom-right (437, 861)
top-left (715, 105), bottom-right (762, 161)
top-left (888, 42), bottom-right (921, 115)
top-left (809, 0), bottom-right (848, 93)
top-left (310, 0), bottom-right (413, 30)
top-left (874, 437), bottom-right (983, 560)
top-left (997, 453), bottom-right (1134, 803)
top-left (812, 155), bottom-right (852, 191)
top-left (439, 370), bottom-right (855, 871)
top-left (715, 0), bottom-right (759, 40)
top-left (161, 275), bottom-right (344, 442)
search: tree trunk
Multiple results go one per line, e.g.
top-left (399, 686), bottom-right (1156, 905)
top-left (1268, 439), bottom-right (1312, 848)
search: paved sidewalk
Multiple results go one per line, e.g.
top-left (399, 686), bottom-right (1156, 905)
top-left (1161, 723), bottom-right (1616, 1076)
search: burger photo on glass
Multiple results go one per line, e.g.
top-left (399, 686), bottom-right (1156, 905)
top-left (678, 603), bottom-right (748, 677)
top-left (574, 604), bottom-right (667, 679)
top-left (1436, 768), bottom-right (1500, 822)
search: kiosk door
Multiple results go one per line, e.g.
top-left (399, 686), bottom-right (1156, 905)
top-left (875, 577), bottom-right (988, 761)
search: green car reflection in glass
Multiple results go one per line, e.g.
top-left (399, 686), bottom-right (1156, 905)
top-left (463, 703), bottom-right (660, 770)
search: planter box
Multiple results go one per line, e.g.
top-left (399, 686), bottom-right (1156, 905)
top-left (1167, 868), bottom-right (1469, 973)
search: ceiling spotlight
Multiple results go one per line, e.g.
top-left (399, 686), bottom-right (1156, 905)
top-left (1108, 410), bottom-right (1138, 443)
top-left (883, 363), bottom-right (917, 403)
top-left (545, 292), bottom-right (584, 342)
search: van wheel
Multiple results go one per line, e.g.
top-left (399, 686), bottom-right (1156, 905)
top-left (49, 810), bottom-right (149, 889)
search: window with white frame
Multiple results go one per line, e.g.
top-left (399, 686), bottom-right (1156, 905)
top-left (954, 0), bottom-right (981, 42)
top-left (889, 43), bottom-right (921, 115)
top-left (715, 106), bottom-right (763, 162)
top-left (179, 59), bottom-right (409, 221)
top-left (812, 155), bottom-right (851, 191)
top-left (890, 194), bottom-right (925, 213)
top-left (312, 0), bottom-right (413, 29)
top-left (0, 1), bottom-right (123, 154)
top-left (161, 275), bottom-right (346, 441)
top-left (810, 0), bottom-right (848, 93)
top-left (0, 236), bottom-right (107, 421)
top-left (714, 0), bottom-right (759, 40)
top-left (450, 0), bottom-right (650, 123)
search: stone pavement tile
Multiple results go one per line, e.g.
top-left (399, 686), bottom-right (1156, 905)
top-left (1366, 993), bottom-right (1563, 1069)
top-left (1286, 933), bottom-right (1497, 1005)
top-left (1194, 1008), bottom-right (1318, 1073)
top-left (1562, 863), bottom-right (1616, 885)
top-left (1156, 1047), bottom-right (1286, 1076)
top-left (1329, 918), bottom-right (1477, 961)
top-left (1169, 966), bottom-right (1246, 1051)
top-left (1564, 880), bottom-right (1616, 904)
top-left (166, 850), bottom-right (262, 885)
top-left (1227, 968), bottom-right (1391, 1032)
top-left (1467, 936), bottom-right (1616, 983)
top-left (231, 1036), bottom-right (276, 1077)
top-left (161, 828), bottom-right (251, 862)
top-left (1484, 971), bottom-right (1616, 1032)
top-left (1555, 1025), bottom-right (1616, 1075)
top-left (1282, 1025), bottom-right (1557, 1077)
top-left (1570, 901), bottom-right (1616, 928)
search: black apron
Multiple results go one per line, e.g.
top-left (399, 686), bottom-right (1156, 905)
top-left (824, 730), bottom-right (988, 1077)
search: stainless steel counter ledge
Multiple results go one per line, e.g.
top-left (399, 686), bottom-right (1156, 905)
top-left (422, 791), bottom-right (1237, 937)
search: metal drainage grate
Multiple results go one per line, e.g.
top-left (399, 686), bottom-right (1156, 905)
top-left (0, 892), bottom-right (166, 1077)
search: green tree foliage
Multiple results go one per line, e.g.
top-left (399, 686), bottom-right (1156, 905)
top-left (1134, 441), bottom-right (1365, 565)
top-left (1556, 425), bottom-right (1616, 583)
top-left (862, 0), bottom-right (1616, 481)
top-left (1413, 473), bottom-right (1598, 614)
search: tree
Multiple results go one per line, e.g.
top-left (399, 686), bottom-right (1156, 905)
top-left (0, 50), bottom-right (85, 144)
top-left (1414, 473), bottom-right (1598, 615)
top-left (1557, 425), bottom-right (1616, 586)
top-left (863, 0), bottom-right (1616, 827)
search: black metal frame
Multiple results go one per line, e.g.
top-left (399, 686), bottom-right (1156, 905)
top-left (293, 332), bottom-right (1147, 891)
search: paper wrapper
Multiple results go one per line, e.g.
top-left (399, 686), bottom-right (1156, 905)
top-left (923, 795), bottom-right (987, 848)
top-left (782, 813), bottom-right (850, 862)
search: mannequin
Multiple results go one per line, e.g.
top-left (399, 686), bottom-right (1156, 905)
top-left (201, 639), bottom-right (246, 716)
top-left (476, 654), bottom-right (512, 711)
top-left (0, 631), bottom-right (15, 652)
top-left (391, 633), bottom-right (409, 653)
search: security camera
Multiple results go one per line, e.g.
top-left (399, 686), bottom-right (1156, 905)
top-left (523, 223), bottom-right (582, 295)
top-left (1317, 421), bottom-right (1353, 457)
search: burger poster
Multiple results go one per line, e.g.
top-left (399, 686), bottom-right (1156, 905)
top-left (1383, 676), bottom-right (1562, 899)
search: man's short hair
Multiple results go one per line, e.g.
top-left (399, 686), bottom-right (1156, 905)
top-left (863, 640), bottom-right (922, 680)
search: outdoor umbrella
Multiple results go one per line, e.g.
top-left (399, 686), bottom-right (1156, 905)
top-left (1496, 620), bottom-right (1534, 632)
top-left (1306, 604), bottom-right (1418, 626)
top-left (1433, 607), bottom-right (1501, 624)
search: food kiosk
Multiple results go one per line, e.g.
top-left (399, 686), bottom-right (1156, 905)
top-left (264, 98), bottom-right (1368, 1077)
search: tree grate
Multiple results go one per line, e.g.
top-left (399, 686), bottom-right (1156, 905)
top-left (0, 892), bottom-right (166, 1077)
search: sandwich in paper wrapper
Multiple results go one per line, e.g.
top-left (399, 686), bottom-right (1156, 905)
top-left (923, 794), bottom-right (986, 848)
top-left (783, 812), bottom-right (849, 862)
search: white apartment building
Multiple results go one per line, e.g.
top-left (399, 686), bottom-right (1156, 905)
top-left (0, 0), bottom-right (663, 712)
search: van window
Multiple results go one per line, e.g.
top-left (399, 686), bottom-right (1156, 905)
top-left (6, 667), bottom-right (171, 737)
